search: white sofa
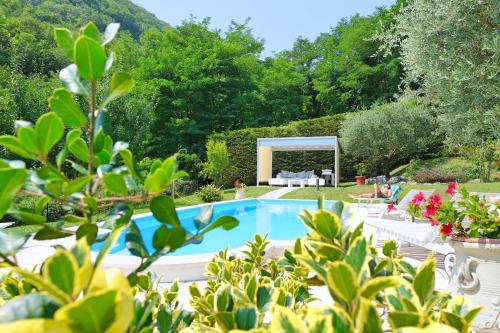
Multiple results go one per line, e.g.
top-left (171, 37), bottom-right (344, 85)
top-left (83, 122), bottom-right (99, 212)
top-left (268, 170), bottom-right (326, 187)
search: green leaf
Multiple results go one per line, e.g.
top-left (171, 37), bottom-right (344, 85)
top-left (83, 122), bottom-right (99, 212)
top-left (235, 307), bottom-right (257, 330)
top-left (10, 267), bottom-right (70, 304)
top-left (0, 293), bottom-right (60, 323)
top-left (201, 215), bottom-right (239, 235)
top-left (388, 311), bottom-right (422, 329)
top-left (59, 64), bottom-right (90, 96)
top-left (256, 285), bottom-right (272, 310)
top-left (81, 22), bottom-right (100, 41)
top-left (315, 243), bottom-right (343, 261)
top-left (383, 240), bottom-right (398, 257)
top-left (93, 128), bottom-right (105, 152)
top-left (0, 135), bottom-right (33, 159)
top-left (152, 226), bottom-right (186, 251)
top-left (156, 305), bottom-right (172, 333)
top-left (94, 226), bottom-right (124, 268)
top-left (42, 249), bottom-right (78, 296)
top-left (54, 28), bottom-right (74, 59)
top-left (414, 258), bottom-right (436, 305)
top-left (102, 23), bottom-right (120, 45)
top-left (17, 127), bottom-right (38, 153)
top-left (35, 112), bottom-right (64, 155)
top-left (34, 226), bottom-right (73, 240)
top-left (74, 35), bottom-right (106, 81)
top-left (54, 290), bottom-right (117, 332)
top-left (329, 306), bottom-right (353, 332)
top-left (193, 205), bottom-right (213, 229)
top-left (311, 209), bottom-right (341, 239)
top-left (64, 176), bottom-right (93, 195)
top-left (9, 209), bottom-right (46, 225)
top-left (331, 201), bottom-right (344, 217)
top-left (270, 306), bottom-right (307, 333)
top-left (119, 149), bottom-right (141, 180)
top-left (326, 262), bottom-right (358, 303)
top-left (360, 276), bottom-right (403, 299)
top-left (103, 203), bottom-right (133, 229)
top-left (0, 168), bottom-right (28, 218)
top-left (0, 229), bottom-right (29, 257)
top-left (68, 137), bottom-right (90, 163)
top-left (35, 196), bottom-right (51, 214)
top-left (49, 89), bottom-right (87, 127)
top-left (103, 173), bottom-right (128, 196)
top-left (76, 224), bottom-right (98, 244)
top-left (356, 298), bottom-right (383, 333)
top-left (102, 72), bottom-right (135, 107)
top-left (144, 168), bottom-right (167, 193)
top-left (345, 237), bottom-right (367, 274)
top-left (126, 220), bottom-right (149, 258)
top-left (150, 196), bottom-right (180, 227)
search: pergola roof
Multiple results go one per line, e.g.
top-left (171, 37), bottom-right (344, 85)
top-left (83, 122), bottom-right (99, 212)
top-left (257, 136), bottom-right (337, 151)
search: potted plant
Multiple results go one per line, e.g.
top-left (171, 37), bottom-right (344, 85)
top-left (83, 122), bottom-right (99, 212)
top-left (409, 182), bottom-right (500, 330)
top-left (233, 180), bottom-right (247, 200)
top-left (355, 163), bottom-right (367, 185)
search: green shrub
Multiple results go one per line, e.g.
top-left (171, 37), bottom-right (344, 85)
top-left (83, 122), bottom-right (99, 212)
top-left (200, 140), bottom-right (231, 187)
top-left (197, 184), bottom-right (224, 202)
top-left (406, 158), bottom-right (481, 182)
top-left (340, 99), bottom-right (438, 177)
top-left (210, 114), bottom-right (345, 184)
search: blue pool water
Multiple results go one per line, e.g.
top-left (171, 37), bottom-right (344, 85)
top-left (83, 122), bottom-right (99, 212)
top-left (94, 199), bottom-right (329, 256)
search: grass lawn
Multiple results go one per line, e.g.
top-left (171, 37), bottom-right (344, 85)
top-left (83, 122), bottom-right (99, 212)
top-left (134, 186), bottom-right (279, 213)
top-left (282, 182), bottom-right (500, 203)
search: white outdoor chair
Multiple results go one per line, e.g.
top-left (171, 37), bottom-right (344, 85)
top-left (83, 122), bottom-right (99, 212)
top-left (364, 189), bottom-right (453, 255)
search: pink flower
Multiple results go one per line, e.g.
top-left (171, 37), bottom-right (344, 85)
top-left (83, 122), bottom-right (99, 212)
top-left (429, 194), bottom-right (442, 207)
top-left (422, 204), bottom-right (437, 218)
top-left (411, 192), bottom-right (426, 206)
top-left (430, 219), bottom-right (439, 226)
top-left (445, 182), bottom-right (458, 195)
top-left (440, 223), bottom-right (453, 236)
top-left (386, 202), bottom-right (397, 212)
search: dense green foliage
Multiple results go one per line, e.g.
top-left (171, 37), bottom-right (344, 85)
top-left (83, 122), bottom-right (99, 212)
top-left (380, 0), bottom-right (499, 179)
top-left (340, 99), bottom-right (438, 176)
top-left (0, 0), bottom-right (404, 163)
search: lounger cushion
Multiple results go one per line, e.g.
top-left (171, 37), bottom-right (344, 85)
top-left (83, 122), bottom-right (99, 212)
top-left (281, 170), bottom-right (291, 178)
top-left (297, 171), bottom-right (306, 179)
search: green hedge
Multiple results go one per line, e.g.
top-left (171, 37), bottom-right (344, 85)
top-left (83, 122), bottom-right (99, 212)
top-left (210, 114), bottom-right (356, 185)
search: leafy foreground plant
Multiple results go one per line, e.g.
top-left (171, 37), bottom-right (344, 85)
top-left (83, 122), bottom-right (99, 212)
top-left (177, 199), bottom-right (481, 332)
top-left (0, 21), bottom-right (239, 332)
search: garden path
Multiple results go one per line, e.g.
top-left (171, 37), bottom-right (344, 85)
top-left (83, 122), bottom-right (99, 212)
top-left (258, 186), bottom-right (299, 199)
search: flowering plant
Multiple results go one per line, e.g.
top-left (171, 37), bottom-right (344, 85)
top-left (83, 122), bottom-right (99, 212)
top-left (408, 182), bottom-right (500, 239)
top-left (233, 179), bottom-right (246, 190)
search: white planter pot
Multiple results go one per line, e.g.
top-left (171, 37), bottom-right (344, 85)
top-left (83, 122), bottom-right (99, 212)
top-left (234, 188), bottom-right (246, 200)
top-left (446, 238), bottom-right (500, 331)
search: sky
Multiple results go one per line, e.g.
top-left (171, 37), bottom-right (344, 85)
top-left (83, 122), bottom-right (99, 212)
top-left (131, 0), bottom-right (395, 57)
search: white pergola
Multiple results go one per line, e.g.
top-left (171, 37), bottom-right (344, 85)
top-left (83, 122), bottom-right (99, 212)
top-left (256, 136), bottom-right (340, 187)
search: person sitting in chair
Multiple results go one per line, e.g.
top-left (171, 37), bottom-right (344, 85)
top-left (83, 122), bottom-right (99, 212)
top-left (349, 183), bottom-right (391, 199)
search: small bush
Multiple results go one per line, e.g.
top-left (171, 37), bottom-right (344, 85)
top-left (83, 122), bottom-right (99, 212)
top-left (413, 167), bottom-right (464, 183)
top-left (197, 184), bottom-right (224, 202)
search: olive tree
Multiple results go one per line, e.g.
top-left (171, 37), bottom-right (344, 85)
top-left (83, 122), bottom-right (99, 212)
top-left (340, 99), bottom-right (437, 177)
top-left (379, 0), bottom-right (499, 171)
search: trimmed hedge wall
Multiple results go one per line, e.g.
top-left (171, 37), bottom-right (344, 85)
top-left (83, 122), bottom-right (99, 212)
top-left (210, 114), bottom-right (356, 185)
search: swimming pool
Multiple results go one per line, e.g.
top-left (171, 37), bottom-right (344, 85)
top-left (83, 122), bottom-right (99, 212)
top-left (93, 199), bottom-right (332, 257)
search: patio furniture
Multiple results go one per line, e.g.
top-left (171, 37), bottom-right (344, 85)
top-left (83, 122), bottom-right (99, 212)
top-left (288, 178), bottom-right (305, 188)
top-left (268, 170), bottom-right (325, 187)
top-left (364, 188), bottom-right (453, 255)
top-left (321, 169), bottom-right (333, 186)
top-left (353, 185), bottom-right (402, 206)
